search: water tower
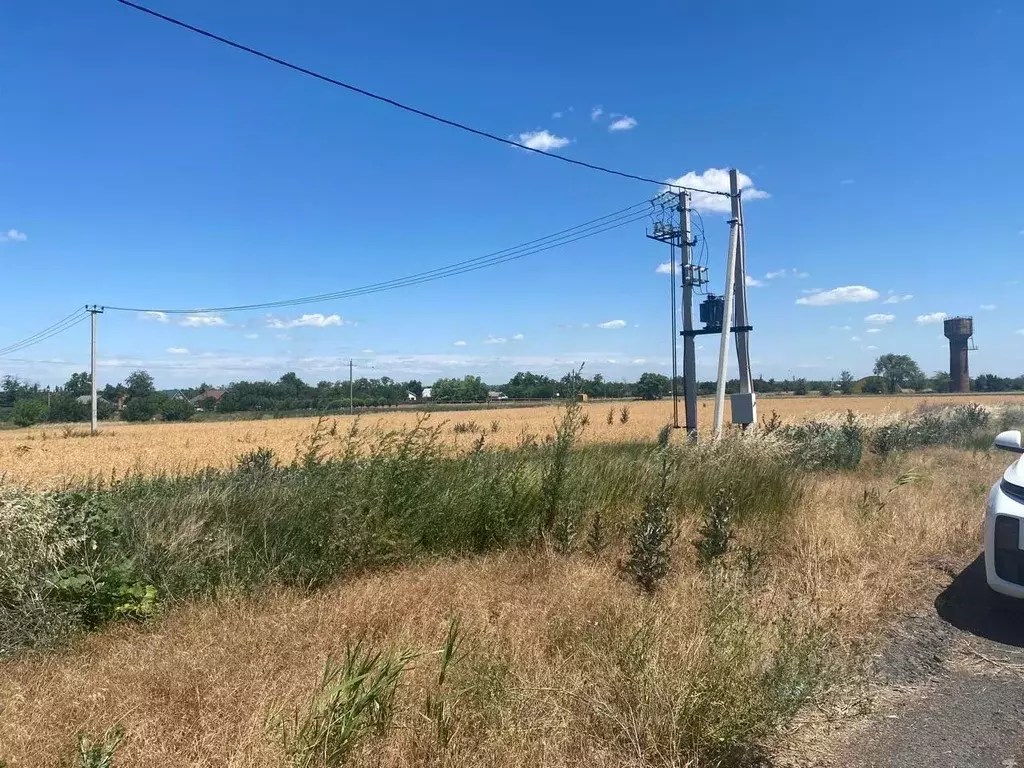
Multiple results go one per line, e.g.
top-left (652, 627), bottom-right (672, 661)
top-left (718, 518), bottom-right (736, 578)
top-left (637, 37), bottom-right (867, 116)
top-left (943, 316), bottom-right (974, 393)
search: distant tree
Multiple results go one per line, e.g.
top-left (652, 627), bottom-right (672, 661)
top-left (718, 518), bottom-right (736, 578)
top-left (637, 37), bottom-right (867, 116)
top-left (122, 395), bottom-right (160, 422)
top-left (793, 378), bottom-right (808, 396)
top-left (930, 371), bottom-right (950, 393)
top-left (46, 394), bottom-right (89, 423)
top-left (635, 372), bottom-right (670, 400)
top-left (431, 375), bottom-right (488, 402)
top-left (862, 375), bottom-right (886, 395)
top-left (406, 379), bottom-right (424, 399)
top-left (12, 398), bottom-right (47, 427)
top-left (63, 372), bottom-right (92, 397)
top-left (839, 370), bottom-right (855, 395)
top-left (125, 370), bottom-right (156, 401)
top-left (872, 354), bottom-right (923, 394)
top-left (161, 398), bottom-right (195, 422)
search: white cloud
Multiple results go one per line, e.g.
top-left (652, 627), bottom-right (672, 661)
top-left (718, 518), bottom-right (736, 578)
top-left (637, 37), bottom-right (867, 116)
top-left (866, 328), bottom-right (882, 334)
top-left (361, 349), bottom-right (374, 354)
top-left (484, 335), bottom-right (507, 344)
top-left (915, 312), bottom-right (948, 325)
top-left (850, 336), bottom-right (861, 342)
top-left (512, 333), bottom-right (525, 340)
top-left (597, 319), bottom-right (627, 329)
top-left (1016, 329), bottom-right (1024, 336)
top-left (864, 313), bottom-right (895, 325)
top-left (655, 262), bottom-right (673, 274)
top-left (179, 314), bottom-right (227, 328)
top-left (796, 286), bottom-right (879, 306)
top-left (661, 168), bottom-right (769, 214)
top-left (517, 129), bottom-right (570, 152)
top-left (801, 287), bottom-right (823, 295)
top-left (608, 115), bottom-right (637, 132)
top-left (590, 105), bottom-right (604, 121)
top-left (980, 304), bottom-right (997, 311)
top-left (266, 313), bottom-right (348, 329)
top-left (829, 324), bottom-right (852, 331)
top-left (166, 347), bottom-right (189, 355)
top-left (140, 311), bottom-right (168, 323)
top-left (745, 275), bottom-right (763, 287)
top-left (765, 269), bottom-right (787, 279)
top-left (795, 271), bottom-right (810, 278)
top-left (882, 293), bottom-right (913, 304)
top-left (865, 344), bottom-right (878, 350)
top-left (0, 229), bottom-right (27, 243)
top-left (244, 333), bottom-right (259, 339)
top-left (453, 340), bottom-right (467, 347)
top-left (552, 111), bottom-right (562, 119)
top-left (840, 179), bottom-right (855, 185)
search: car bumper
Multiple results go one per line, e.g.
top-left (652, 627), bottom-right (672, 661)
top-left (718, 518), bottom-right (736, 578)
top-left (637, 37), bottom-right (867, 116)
top-left (984, 483), bottom-right (1024, 599)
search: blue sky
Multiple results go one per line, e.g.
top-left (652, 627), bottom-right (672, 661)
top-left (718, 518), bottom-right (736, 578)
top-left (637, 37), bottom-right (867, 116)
top-left (1, 0), bottom-right (1022, 388)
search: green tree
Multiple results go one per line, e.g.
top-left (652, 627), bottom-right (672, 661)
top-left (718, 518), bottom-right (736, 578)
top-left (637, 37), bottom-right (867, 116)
top-left (161, 398), bottom-right (195, 422)
top-left (46, 394), bottom-right (89, 422)
top-left (125, 370), bottom-right (156, 400)
top-left (793, 378), bottom-right (808, 396)
top-left (12, 398), bottom-right (47, 427)
top-left (635, 372), bottom-right (670, 400)
top-left (872, 354), bottom-right (923, 394)
top-left (63, 372), bottom-right (92, 397)
top-left (839, 370), bottom-right (855, 395)
top-left (123, 395), bottom-right (160, 422)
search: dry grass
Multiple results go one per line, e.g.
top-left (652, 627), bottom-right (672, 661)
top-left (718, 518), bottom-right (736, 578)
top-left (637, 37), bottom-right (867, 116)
top-left (0, 447), bottom-right (999, 767)
top-left (2, 393), bottom-right (1021, 488)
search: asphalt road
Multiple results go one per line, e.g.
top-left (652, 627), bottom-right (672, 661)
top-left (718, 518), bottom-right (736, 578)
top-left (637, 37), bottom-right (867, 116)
top-left (833, 556), bottom-right (1024, 768)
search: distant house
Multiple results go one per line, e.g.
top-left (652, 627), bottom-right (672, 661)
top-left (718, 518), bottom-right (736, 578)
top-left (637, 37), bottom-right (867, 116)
top-left (406, 391), bottom-right (418, 401)
top-left (421, 387), bottom-right (433, 400)
top-left (190, 389), bottom-right (226, 409)
top-left (158, 390), bottom-right (190, 402)
top-left (487, 390), bottom-right (508, 401)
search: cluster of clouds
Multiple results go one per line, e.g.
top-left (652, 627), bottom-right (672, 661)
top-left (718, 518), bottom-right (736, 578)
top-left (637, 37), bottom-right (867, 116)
top-left (0, 229), bottom-right (27, 243)
top-left (514, 104), bottom-right (638, 155)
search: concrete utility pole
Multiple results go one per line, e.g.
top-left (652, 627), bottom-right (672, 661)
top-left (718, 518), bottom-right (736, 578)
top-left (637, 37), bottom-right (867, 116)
top-left (712, 223), bottom-right (739, 438)
top-left (87, 305), bottom-right (103, 435)
top-left (678, 191), bottom-right (698, 437)
top-left (729, 169), bottom-right (756, 427)
top-left (669, 237), bottom-right (680, 429)
top-left (349, 359), bottom-right (354, 413)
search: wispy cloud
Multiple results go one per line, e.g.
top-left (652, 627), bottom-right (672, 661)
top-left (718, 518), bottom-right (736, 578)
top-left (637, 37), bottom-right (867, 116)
top-left (916, 312), bottom-right (948, 325)
top-left (551, 110), bottom-right (563, 119)
top-left (766, 268), bottom-right (808, 280)
top-left (139, 311), bottom-right (168, 323)
top-left (980, 304), bottom-right (997, 311)
top-left (597, 319), bottom-right (627, 329)
top-left (608, 114), bottom-right (637, 132)
top-left (882, 292), bottom-right (913, 304)
top-left (765, 269), bottom-right (787, 279)
top-left (662, 168), bottom-right (769, 214)
top-left (796, 286), bottom-right (879, 306)
top-left (745, 275), bottom-right (763, 287)
top-left (179, 314), bottom-right (227, 328)
top-left (484, 335), bottom-right (507, 344)
top-left (517, 129), bottom-right (571, 152)
top-left (244, 333), bottom-right (259, 339)
top-left (655, 262), bottom-right (673, 275)
top-left (590, 105), bottom-right (604, 121)
top-left (453, 340), bottom-right (467, 347)
top-left (840, 179), bottom-right (855, 185)
top-left (512, 333), bottom-right (525, 341)
top-left (0, 229), bottom-right (27, 243)
top-left (850, 336), bottom-right (861, 342)
top-left (864, 313), bottom-right (895, 325)
top-left (166, 347), bottom-right (189, 355)
top-left (866, 328), bottom-right (882, 334)
top-left (266, 313), bottom-right (350, 329)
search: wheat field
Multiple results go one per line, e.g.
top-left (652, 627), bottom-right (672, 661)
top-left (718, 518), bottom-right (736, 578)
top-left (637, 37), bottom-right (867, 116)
top-left (2, 393), bottom-right (1023, 488)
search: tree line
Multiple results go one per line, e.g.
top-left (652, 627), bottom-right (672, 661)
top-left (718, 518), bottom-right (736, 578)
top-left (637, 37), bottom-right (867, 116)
top-left (3, 352), bottom-right (1023, 426)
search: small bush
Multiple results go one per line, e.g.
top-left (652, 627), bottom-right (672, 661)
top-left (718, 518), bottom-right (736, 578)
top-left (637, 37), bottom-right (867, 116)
top-left (694, 489), bottom-right (734, 566)
top-left (452, 421), bottom-right (480, 435)
top-left (122, 396), bottom-right (160, 423)
top-left (161, 398), bottom-right (195, 422)
top-left (12, 399), bottom-right (46, 427)
top-left (624, 451), bottom-right (674, 593)
top-left (606, 407), bottom-right (615, 426)
top-left (619, 406), bottom-right (631, 425)
top-left (73, 725), bottom-right (125, 768)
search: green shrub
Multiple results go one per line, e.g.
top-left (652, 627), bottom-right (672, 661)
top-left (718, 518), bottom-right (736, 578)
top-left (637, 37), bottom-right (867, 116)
top-left (160, 398), bottom-right (195, 422)
top-left (122, 396), bottom-right (160, 423)
top-left (12, 398), bottom-right (46, 427)
top-left (624, 451), bottom-right (675, 593)
top-left (46, 395), bottom-right (89, 423)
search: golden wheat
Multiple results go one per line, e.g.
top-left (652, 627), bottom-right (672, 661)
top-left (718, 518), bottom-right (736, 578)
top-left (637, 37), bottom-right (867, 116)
top-left (1, 393), bottom-right (1022, 488)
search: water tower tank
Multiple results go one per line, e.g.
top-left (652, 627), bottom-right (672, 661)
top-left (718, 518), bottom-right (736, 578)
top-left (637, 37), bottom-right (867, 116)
top-left (943, 316), bottom-right (973, 393)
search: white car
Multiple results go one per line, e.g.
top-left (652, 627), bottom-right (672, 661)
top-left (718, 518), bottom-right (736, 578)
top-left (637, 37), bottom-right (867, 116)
top-left (986, 430), bottom-right (1024, 599)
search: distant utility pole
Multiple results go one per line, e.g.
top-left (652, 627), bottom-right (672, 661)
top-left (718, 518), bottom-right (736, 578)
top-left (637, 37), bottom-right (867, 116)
top-left (349, 359), bottom-right (354, 413)
top-left (87, 305), bottom-right (104, 435)
top-left (678, 191), bottom-right (698, 437)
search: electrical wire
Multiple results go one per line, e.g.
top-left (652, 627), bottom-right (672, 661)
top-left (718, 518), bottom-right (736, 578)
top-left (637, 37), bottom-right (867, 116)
top-left (112, 0), bottom-right (730, 197)
top-left (0, 310), bottom-right (89, 358)
top-left (104, 202), bottom-right (653, 314)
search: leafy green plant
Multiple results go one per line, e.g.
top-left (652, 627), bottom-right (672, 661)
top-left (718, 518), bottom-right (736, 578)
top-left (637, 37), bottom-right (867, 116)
top-left (694, 489), bottom-right (734, 567)
top-left (539, 373), bottom-right (586, 535)
top-left (74, 725), bottom-right (124, 768)
top-left (624, 450), bottom-right (674, 593)
top-left (279, 642), bottom-right (417, 768)
top-left (423, 617), bottom-right (464, 751)
top-left (586, 509), bottom-right (608, 556)
top-left (656, 423), bottom-right (673, 448)
top-left (12, 398), bottom-right (46, 427)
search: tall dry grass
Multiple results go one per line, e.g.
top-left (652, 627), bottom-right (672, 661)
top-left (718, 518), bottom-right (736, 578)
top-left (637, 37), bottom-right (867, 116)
top-left (0, 442), bottom-right (1001, 767)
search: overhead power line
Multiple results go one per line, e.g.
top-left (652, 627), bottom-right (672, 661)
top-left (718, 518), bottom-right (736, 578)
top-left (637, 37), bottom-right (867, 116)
top-left (0, 309), bottom-right (89, 358)
top-left (112, 0), bottom-right (730, 197)
top-left (104, 201), bottom-right (653, 315)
